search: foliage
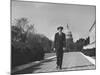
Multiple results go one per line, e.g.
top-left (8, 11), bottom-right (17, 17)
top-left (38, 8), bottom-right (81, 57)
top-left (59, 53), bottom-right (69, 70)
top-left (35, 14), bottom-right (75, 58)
top-left (74, 37), bottom-right (90, 51)
top-left (82, 48), bottom-right (96, 56)
top-left (11, 17), bottom-right (52, 68)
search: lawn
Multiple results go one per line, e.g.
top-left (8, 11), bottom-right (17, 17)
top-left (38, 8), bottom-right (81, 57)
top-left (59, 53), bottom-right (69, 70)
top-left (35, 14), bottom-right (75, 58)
top-left (44, 53), bottom-right (56, 58)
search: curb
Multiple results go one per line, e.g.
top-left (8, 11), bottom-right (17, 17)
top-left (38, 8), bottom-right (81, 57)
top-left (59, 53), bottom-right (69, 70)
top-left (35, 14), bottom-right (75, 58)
top-left (11, 56), bottom-right (56, 73)
top-left (80, 52), bottom-right (95, 65)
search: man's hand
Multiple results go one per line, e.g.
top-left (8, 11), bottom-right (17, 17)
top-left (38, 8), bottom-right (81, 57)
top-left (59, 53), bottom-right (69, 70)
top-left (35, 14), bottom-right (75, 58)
top-left (53, 48), bottom-right (56, 51)
top-left (63, 47), bottom-right (66, 51)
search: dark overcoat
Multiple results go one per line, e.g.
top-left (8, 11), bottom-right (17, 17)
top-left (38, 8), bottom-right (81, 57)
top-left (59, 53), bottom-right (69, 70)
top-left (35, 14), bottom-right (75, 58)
top-left (53, 32), bottom-right (66, 52)
top-left (53, 32), bottom-right (66, 67)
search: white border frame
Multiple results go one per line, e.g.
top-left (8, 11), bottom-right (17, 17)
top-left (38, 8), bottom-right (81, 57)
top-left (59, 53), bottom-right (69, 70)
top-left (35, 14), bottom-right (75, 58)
top-left (0, 0), bottom-right (99, 75)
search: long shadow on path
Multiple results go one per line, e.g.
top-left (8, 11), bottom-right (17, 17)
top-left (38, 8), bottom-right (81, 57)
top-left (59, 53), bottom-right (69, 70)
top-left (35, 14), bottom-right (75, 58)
top-left (12, 58), bottom-right (55, 75)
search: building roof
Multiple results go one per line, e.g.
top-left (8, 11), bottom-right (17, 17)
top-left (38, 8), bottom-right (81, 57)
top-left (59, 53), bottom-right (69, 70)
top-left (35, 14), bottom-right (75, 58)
top-left (89, 20), bottom-right (96, 32)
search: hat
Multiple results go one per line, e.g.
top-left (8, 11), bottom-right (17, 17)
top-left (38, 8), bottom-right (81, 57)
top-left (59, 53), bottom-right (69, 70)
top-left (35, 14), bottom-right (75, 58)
top-left (57, 26), bottom-right (63, 30)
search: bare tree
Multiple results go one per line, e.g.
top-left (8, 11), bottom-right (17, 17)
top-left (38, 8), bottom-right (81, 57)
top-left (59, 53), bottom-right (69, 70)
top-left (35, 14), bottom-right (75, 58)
top-left (12, 17), bottom-right (36, 42)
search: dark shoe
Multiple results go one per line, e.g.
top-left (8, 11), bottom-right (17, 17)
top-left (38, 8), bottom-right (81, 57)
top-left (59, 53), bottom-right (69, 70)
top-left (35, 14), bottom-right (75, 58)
top-left (56, 66), bottom-right (59, 70)
top-left (56, 66), bottom-right (62, 71)
top-left (56, 66), bottom-right (61, 70)
top-left (59, 66), bottom-right (62, 70)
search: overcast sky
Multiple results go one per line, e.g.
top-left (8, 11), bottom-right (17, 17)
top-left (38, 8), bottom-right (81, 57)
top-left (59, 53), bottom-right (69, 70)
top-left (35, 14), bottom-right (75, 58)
top-left (11, 1), bottom-right (96, 42)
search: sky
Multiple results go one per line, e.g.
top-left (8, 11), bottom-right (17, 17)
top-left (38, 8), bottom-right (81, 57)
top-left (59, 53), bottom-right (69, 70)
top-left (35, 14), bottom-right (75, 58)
top-left (11, 1), bottom-right (96, 42)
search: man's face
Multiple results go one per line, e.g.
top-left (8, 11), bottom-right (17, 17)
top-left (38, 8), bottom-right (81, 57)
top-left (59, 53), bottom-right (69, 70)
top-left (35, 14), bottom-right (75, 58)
top-left (58, 28), bottom-right (62, 32)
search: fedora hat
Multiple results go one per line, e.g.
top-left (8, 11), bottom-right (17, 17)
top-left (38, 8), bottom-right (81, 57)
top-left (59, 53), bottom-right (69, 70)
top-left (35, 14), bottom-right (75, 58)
top-left (57, 26), bottom-right (63, 30)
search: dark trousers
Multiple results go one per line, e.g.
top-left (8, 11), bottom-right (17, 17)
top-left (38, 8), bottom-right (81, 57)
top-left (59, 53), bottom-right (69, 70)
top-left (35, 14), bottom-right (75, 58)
top-left (56, 48), bottom-right (63, 68)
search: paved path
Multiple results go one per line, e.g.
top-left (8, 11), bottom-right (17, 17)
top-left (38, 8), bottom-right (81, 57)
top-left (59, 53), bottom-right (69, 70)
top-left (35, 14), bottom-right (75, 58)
top-left (15, 52), bottom-right (95, 74)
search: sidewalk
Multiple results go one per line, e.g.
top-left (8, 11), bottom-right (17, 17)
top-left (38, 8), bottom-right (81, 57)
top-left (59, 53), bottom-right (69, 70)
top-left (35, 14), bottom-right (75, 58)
top-left (11, 55), bottom-right (56, 73)
top-left (11, 52), bottom-right (96, 74)
top-left (80, 53), bottom-right (96, 65)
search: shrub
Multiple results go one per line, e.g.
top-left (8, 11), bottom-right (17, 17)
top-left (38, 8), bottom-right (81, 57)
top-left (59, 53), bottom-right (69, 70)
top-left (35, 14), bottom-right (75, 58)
top-left (81, 48), bottom-right (96, 57)
top-left (11, 40), bottom-right (45, 68)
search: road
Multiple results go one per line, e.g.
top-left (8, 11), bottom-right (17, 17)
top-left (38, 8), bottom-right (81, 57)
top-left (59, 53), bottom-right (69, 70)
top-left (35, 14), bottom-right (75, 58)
top-left (15, 52), bottom-right (95, 74)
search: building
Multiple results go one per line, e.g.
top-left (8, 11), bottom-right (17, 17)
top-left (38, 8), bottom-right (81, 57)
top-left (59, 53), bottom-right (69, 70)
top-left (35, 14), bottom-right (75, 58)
top-left (65, 24), bottom-right (74, 52)
top-left (83, 21), bottom-right (96, 49)
top-left (83, 20), bottom-right (96, 56)
top-left (89, 20), bottom-right (96, 45)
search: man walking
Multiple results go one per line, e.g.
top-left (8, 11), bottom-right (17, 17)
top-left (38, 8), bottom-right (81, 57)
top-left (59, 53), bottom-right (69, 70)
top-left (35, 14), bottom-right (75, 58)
top-left (53, 26), bottom-right (66, 70)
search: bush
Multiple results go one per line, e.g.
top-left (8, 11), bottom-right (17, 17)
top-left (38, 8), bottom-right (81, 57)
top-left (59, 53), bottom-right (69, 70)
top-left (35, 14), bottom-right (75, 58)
top-left (11, 40), bottom-right (45, 68)
top-left (81, 48), bottom-right (96, 57)
top-left (11, 20), bottom-right (52, 68)
top-left (11, 33), bottom-right (52, 68)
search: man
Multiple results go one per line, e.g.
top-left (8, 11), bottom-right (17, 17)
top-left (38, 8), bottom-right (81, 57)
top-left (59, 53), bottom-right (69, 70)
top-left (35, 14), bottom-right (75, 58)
top-left (53, 26), bottom-right (66, 70)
